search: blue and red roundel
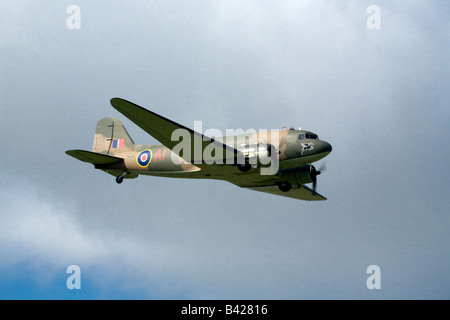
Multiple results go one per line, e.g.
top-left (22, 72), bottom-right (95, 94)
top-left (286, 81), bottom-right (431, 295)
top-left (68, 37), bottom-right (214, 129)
top-left (136, 149), bottom-right (152, 167)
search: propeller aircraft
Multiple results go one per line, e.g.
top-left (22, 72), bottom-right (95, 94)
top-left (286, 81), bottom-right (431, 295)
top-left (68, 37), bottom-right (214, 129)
top-left (66, 98), bottom-right (332, 201)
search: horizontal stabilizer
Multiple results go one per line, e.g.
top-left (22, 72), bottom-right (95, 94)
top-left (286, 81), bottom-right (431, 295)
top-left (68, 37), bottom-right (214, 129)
top-left (65, 149), bottom-right (123, 165)
top-left (245, 185), bottom-right (327, 201)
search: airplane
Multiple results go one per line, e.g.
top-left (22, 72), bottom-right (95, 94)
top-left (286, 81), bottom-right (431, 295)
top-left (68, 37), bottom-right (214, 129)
top-left (66, 98), bottom-right (332, 201)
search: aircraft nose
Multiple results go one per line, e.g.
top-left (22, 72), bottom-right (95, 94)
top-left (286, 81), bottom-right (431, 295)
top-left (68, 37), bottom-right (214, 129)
top-left (314, 140), bottom-right (332, 155)
top-left (322, 141), bottom-right (332, 153)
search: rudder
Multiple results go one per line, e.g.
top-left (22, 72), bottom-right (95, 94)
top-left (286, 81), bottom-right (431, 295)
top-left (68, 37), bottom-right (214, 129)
top-left (92, 117), bottom-right (135, 155)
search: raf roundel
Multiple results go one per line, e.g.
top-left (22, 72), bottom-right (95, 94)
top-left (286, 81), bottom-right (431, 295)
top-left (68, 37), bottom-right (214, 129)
top-left (137, 149), bottom-right (152, 167)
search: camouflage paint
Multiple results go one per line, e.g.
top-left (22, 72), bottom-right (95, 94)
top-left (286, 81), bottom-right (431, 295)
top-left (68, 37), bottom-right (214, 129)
top-left (66, 98), bottom-right (332, 201)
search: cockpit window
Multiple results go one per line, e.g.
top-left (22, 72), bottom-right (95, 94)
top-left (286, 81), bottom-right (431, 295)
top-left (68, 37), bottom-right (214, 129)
top-left (300, 133), bottom-right (319, 140)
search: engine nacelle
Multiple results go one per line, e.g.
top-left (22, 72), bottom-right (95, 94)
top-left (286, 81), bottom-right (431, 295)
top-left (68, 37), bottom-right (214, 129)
top-left (295, 165), bottom-right (314, 185)
top-left (274, 165), bottom-right (315, 192)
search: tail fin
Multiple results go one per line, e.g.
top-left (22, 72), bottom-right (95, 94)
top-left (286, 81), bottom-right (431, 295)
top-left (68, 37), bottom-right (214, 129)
top-left (92, 117), bottom-right (135, 155)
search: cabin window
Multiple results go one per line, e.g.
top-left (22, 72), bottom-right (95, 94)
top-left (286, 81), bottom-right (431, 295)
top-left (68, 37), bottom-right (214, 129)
top-left (298, 134), bottom-right (305, 140)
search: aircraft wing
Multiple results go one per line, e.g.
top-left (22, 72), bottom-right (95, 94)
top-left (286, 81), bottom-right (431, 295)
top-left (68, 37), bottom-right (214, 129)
top-left (245, 184), bottom-right (327, 201)
top-left (110, 98), bottom-right (242, 164)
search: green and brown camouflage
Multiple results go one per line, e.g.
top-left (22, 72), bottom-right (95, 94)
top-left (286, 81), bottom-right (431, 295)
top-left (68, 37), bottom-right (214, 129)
top-left (66, 98), bottom-right (332, 201)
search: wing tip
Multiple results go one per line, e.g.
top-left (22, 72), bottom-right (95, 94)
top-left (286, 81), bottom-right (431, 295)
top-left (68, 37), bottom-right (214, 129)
top-left (110, 97), bottom-right (123, 106)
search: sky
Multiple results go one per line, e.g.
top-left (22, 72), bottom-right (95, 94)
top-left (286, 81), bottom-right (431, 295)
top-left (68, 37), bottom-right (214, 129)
top-left (0, 0), bottom-right (449, 300)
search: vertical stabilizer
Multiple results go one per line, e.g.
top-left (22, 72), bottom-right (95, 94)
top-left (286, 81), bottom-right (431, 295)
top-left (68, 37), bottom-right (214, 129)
top-left (92, 117), bottom-right (135, 155)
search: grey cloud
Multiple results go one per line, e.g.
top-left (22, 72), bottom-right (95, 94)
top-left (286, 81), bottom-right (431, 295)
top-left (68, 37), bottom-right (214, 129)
top-left (0, 0), bottom-right (448, 299)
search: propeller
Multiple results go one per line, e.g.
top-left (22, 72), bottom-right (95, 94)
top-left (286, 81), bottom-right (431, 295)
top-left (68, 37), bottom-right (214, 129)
top-left (310, 163), bottom-right (326, 194)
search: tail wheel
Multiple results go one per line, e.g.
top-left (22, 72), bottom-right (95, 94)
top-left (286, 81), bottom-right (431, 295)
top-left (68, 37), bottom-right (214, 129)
top-left (116, 171), bottom-right (129, 184)
top-left (116, 176), bottom-right (124, 184)
top-left (278, 182), bottom-right (292, 192)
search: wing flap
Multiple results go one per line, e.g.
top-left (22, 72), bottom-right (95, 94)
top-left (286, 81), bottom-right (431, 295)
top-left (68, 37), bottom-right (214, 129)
top-left (245, 184), bottom-right (327, 201)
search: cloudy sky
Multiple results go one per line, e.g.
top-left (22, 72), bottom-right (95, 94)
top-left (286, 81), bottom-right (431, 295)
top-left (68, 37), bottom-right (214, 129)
top-left (0, 0), bottom-right (449, 299)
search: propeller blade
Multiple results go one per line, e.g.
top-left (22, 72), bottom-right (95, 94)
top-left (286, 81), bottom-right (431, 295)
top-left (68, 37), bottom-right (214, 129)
top-left (310, 165), bottom-right (318, 194)
top-left (309, 163), bottom-right (326, 195)
top-left (318, 162), bottom-right (327, 173)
